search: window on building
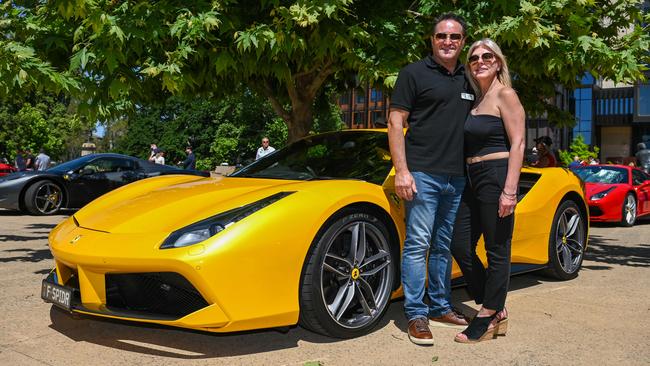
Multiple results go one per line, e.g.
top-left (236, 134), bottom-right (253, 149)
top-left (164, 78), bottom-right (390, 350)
top-left (572, 86), bottom-right (592, 145)
top-left (341, 112), bottom-right (350, 125)
top-left (597, 99), bottom-right (603, 115)
top-left (354, 112), bottom-right (365, 126)
top-left (579, 100), bottom-right (591, 119)
top-left (356, 93), bottom-right (366, 104)
top-left (638, 83), bottom-right (650, 116)
top-left (372, 111), bottom-right (385, 126)
top-left (371, 89), bottom-right (383, 102)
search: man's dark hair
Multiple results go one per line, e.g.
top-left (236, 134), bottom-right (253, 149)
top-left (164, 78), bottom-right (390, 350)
top-left (432, 13), bottom-right (467, 36)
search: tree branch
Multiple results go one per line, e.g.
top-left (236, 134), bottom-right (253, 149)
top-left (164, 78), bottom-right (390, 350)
top-left (306, 61), bottom-right (335, 98)
top-left (254, 79), bottom-right (292, 123)
top-left (286, 73), bottom-right (300, 107)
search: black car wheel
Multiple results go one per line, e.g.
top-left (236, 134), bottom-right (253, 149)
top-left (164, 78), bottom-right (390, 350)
top-left (24, 181), bottom-right (64, 215)
top-left (620, 193), bottom-right (637, 227)
top-left (546, 200), bottom-right (587, 280)
top-left (299, 210), bottom-right (395, 338)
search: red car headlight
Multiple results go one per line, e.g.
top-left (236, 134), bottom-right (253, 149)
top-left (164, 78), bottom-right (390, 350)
top-left (590, 187), bottom-right (615, 200)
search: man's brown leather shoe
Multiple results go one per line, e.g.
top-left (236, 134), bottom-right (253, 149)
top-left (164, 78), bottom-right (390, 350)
top-left (429, 309), bottom-right (469, 329)
top-left (407, 318), bottom-right (434, 345)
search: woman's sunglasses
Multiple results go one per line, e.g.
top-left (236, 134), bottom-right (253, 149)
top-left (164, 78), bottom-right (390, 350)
top-left (468, 52), bottom-right (496, 65)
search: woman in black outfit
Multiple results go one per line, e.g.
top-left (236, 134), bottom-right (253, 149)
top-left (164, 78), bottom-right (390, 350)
top-left (452, 38), bottom-right (525, 343)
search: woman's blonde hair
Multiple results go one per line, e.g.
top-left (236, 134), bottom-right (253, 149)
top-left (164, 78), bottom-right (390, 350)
top-left (466, 38), bottom-right (511, 98)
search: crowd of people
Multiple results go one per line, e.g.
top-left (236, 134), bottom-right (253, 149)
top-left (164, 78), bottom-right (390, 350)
top-left (4, 136), bottom-right (278, 174)
top-left (7, 148), bottom-right (51, 171)
top-left (143, 137), bottom-right (274, 170)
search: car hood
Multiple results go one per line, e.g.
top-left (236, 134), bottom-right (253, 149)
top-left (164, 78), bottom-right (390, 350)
top-left (0, 170), bottom-right (46, 182)
top-left (73, 176), bottom-right (306, 234)
top-left (585, 182), bottom-right (624, 197)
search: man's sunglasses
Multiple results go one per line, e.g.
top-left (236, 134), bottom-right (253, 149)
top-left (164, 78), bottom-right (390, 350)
top-left (434, 33), bottom-right (463, 41)
top-left (468, 52), bottom-right (496, 64)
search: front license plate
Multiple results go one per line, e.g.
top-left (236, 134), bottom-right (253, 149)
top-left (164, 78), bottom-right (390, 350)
top-left (41, 280), bottom-right (73, 311)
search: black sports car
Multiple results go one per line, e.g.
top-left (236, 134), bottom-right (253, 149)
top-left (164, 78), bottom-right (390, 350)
top-left (0, 153), bottom-right (209, 215)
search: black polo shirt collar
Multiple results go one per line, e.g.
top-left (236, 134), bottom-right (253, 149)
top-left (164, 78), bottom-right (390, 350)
top-left (424, 54), bottom-right (464, 76)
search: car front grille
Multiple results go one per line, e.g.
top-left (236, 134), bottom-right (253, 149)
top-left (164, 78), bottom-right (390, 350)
top-left (105, 272), bottom-right (209, 318)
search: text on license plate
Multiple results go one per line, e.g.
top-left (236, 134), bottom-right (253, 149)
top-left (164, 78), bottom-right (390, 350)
top-left (41, 281), bottom-right (72, 310)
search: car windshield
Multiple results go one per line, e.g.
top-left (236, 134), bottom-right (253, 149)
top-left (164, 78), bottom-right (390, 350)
top-left (231, 131), bottom-right (393, 185)
top-left (47, 155), bottom-right (97, 173)
top-left (573, 166), bottom-right (628, 184)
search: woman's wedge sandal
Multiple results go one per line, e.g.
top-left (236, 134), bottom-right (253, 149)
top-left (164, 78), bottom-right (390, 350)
top-left (495, 308), bottom-right (508, 336)
top-left (454, 313), bottom-right (502, 343)
top-left (466, 308), bottom-right (508, 336)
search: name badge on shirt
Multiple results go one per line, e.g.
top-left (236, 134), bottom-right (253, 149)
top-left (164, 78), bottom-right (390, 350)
top-left (461, 93), bottom-right (475, 101)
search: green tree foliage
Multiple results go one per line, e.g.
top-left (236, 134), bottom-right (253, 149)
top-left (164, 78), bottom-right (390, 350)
top-left (417, 0), bottom-right (650, 127)
top-left (558, 135), bottom-right (600, 166)
top-left (0, 93), bottom-right (92, 162)
top-left (4, 0), bottom-right (649, 139)
top-left (210, 122), bottom-right (243, 166)
top-left (0, 2), bottom-right (78, 98)
top-left (110, 84), bottom-right (343, 168)
top-left (112, 90), bottom-right (290, 168)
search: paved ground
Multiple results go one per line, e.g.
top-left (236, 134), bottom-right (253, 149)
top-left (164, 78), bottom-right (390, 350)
top-left (1, 209), bottom-right (649, 365)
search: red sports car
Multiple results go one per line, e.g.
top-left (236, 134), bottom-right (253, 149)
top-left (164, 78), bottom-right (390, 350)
top-left (573, 164), bottom-right (650, 226)
top-left (0, 163), bottom-right (16, 177)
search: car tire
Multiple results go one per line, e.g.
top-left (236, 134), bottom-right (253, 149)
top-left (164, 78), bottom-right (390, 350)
top-left (546, 199), bottom-right (587, 280)
top-left (299, 210), bottom-right (395, 338)
top-left (620, 193), bottom-right (637, 227)
top-left (24, 180), bottom-right (64, 215)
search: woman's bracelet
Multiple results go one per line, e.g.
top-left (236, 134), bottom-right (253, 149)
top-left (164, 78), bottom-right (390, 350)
top-left (501, 190), bottom-right (517, 198)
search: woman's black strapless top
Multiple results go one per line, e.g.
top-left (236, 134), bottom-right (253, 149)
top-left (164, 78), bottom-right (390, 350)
top-left (464, 114), bottom-right (510, 158)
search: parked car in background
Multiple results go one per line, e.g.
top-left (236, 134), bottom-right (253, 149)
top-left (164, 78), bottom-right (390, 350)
top-left (0, 153), bottom-right (209, 215)
top-left (42, 130), bottom-right (589, 339)
top-left (573, 164), bottom-right (650, 226)
top-left (0, 163), bottom-right (17, 177)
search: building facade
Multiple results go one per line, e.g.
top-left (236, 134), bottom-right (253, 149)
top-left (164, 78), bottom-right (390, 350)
top-left (570, 71), bottom-right (650, 164)
top-left (338, 84), bottom-right (389, 129)
top-left (338, 85), bottom-right (574, 153)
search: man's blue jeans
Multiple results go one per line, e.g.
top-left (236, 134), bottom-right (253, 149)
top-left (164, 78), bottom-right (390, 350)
top-left (402, 172), bottom-right (465, 321)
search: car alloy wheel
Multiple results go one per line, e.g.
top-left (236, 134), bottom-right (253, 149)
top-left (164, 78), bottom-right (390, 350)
top-left (300, 210), bottom-right (395, 338)
top-left (547, 200), bottom-right (586, 280)
top-left (621, 193), bottom-right (636, 227)
top-left (25, 181), bottom-right (63, 215)
top-left (321, 219), bottom-right (392, 328)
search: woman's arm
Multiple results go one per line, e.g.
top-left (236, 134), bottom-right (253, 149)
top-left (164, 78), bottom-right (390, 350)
top-left (498, 87), bottom-right (525, 217)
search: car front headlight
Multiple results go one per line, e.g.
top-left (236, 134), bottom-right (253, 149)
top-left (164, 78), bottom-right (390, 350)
top-left (590, 187), bottom-right (615, 201)
top-left (160, 191), bottom-right (295, 249)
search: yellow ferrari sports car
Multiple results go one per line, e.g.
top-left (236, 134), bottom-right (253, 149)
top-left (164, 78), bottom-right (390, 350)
top-left (42, 130), bottom-right (588, 338)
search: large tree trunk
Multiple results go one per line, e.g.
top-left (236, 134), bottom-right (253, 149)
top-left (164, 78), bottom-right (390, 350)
top-left (286, 97), bottom-right (314, 143)
top-left (255, 62), bottom-right (334, 144)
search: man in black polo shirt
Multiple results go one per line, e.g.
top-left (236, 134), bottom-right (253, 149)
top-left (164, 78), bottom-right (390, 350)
top-left (388, 13), bottom-right (474, 346)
